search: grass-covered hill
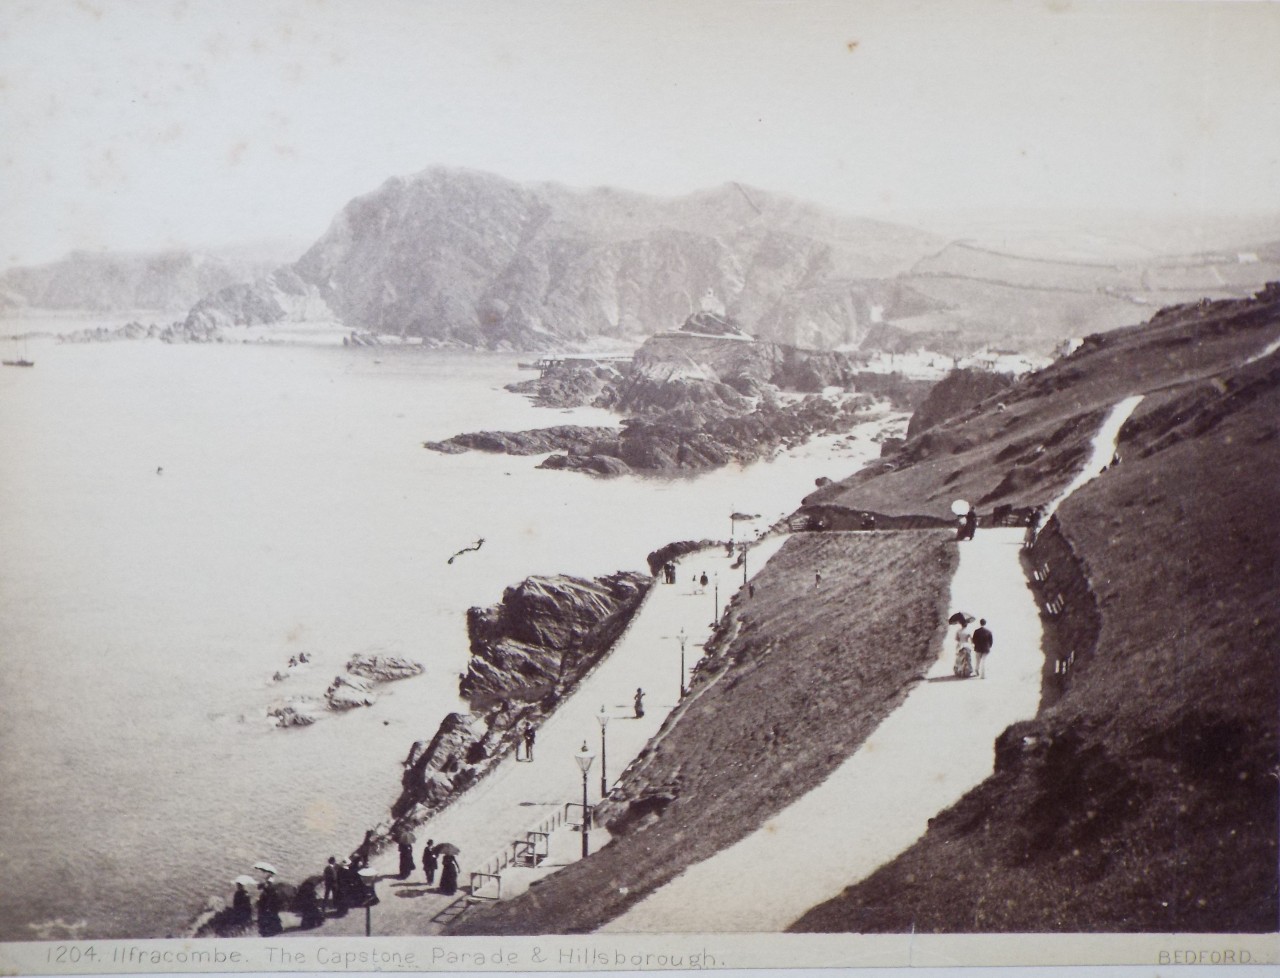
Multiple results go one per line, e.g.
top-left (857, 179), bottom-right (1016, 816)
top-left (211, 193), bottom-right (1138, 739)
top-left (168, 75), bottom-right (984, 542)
top-left (450, 531), bottom-right (956, 934)
top-left (793, 291), bottom-right (1280, 932)
top-left (454, 283), bottom-right (1276, 934)
top-left (803, 285), bottom-right (1280, 529)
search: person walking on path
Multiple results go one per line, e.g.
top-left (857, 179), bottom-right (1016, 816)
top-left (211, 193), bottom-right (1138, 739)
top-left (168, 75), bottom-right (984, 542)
top-left (333, 860), bottom-right (356, 916)
top-left (396, 837), bottom-right (415, 879)
top-left (634, 687), bottom-right (645, 718)
top-left (294, 879), bottom-right (324, 930)
top-left (439, 852), bottom-right (460, 895)
top-left (953, 618), bottom-right (975, 678)
top-left (321, 856), bottom-right (337, 910)
top-left (1023, 507), bottom-right (1042, 549)
top-left (522, 723), bottom-right (536, 761)
top-left (958, 506), bottom-right (978, 541)
top-left (422, 840), bottom-right (438, 885)
top-left (973, 619), bottom-right (994, 679)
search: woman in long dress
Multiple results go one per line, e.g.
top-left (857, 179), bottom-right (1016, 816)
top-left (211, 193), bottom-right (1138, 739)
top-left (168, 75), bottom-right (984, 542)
top-left (256, 881), bottom-right (283, 937)
top-left (397, 840), bottom-right (415, 879)
top-left (439, 853), bottom-right (460, 895)
top-left (294, 880), bottom-right (324, 930)
top-left (953, 620), bottom-right (975, 677)
top-left (231, 883), bottom-right (253, 929)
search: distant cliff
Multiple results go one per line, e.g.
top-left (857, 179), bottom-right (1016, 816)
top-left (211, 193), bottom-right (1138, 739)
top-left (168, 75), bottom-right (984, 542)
top-left (184, 166), bottom-right (944, 350)
top-left (0, 249), bottom-right (276, 314)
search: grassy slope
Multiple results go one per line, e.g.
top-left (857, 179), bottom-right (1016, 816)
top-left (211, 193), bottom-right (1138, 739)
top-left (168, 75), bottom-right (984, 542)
top-left (791, 331), bottom-right (1280, 931)
top-left (805, 290), bottom-right (1280, 523)
top-left (451, 531), bottom-right (956, 934)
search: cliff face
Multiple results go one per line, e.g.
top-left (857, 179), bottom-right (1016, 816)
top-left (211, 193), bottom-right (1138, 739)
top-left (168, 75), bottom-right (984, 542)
top-left (182, 167), bottom-right (944, 350)
top-left (462, 572), bottom-right (650, 706)
top-left (389, 570), bottom-right (651, 828)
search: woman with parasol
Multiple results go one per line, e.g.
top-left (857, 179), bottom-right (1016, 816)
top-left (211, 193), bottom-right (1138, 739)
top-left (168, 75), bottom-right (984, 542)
top-left (950, 612), bottom-right (976, 677)
top-left (436, 844), bottom-right (461, 895)
top-left (255, 878), bottom-right (283, 937)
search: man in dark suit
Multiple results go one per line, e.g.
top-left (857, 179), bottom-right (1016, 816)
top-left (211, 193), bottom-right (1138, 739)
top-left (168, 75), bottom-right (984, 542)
top-left (973, 619), bottom-right (994, 678)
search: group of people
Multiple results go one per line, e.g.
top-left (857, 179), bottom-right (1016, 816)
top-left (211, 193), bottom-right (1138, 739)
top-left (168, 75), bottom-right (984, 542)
top-left (319, 854), bottom-right (377, 918)
top-left (393, 836), bottom-right (461, 893)
top-left (952, 617), bottom-right (995, 679)
top-left (659, 561), bottom-right (678, 584)
top-left (228, 872), bottom-right (325, 937)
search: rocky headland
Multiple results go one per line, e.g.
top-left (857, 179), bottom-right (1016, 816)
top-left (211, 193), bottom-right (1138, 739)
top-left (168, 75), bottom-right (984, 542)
top-left (425, 315), bottom-right (938, 475)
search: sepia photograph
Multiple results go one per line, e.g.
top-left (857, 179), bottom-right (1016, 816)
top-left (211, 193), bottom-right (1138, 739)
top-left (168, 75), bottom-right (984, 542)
top-left (0, 0), bottom-right (1276, 972)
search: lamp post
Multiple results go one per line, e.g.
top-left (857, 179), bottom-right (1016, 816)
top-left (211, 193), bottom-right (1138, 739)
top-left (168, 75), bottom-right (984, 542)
top-left (677, 626), bottom-right (687, 697)
top-left (596, 706), bottom-right (610, 797)
top-left (741, 540), bottom-right (749, 586)
top-left (574, 741), bottom-right (595, 858)
top-left (713, 572), bottom-right (720, 624)
top-left (357, 867), bottom-right (378, 936)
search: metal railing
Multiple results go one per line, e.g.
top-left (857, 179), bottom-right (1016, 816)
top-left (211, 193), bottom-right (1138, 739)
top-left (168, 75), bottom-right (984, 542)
top-left (468, 801), bottom-right (592, 901)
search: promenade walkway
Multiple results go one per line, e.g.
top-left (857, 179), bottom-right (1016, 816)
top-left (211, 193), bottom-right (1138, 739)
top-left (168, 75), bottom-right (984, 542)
top-left (313, 535), bottom-right (787, 936)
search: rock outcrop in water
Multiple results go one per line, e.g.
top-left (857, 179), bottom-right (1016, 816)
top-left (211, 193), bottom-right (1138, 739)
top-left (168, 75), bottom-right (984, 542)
top-left (505, 363), bottom-right (621, 407)
top-left (424, 425), bottom-right (618, 457)
top-left (389, 570), bottom-right (650, 826)
top-left (425, 329), bottom-right (921, 475)
top-left (266, 652), bottom-right (425, 727)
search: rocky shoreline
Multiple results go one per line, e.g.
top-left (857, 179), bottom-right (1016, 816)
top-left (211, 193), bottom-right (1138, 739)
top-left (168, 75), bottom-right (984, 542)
top-left (424, 320), bottom-right (936, 475)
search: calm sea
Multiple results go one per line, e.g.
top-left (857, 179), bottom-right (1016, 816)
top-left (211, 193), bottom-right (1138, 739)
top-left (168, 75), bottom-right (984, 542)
top-left (0, 332), bottom-right (884, 940)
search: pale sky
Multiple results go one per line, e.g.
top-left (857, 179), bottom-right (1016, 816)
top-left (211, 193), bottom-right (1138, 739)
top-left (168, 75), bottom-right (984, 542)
top-left (2, 0), bottom-right (1278, 267)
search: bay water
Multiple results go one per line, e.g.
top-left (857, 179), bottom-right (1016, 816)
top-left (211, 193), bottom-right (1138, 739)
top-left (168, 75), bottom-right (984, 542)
top-left (0, 334), bottom-right (888, 940)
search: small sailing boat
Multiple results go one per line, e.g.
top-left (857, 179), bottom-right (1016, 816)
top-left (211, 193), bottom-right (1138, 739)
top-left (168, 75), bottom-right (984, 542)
top-left (2, 335), bottom-right (34, 367)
